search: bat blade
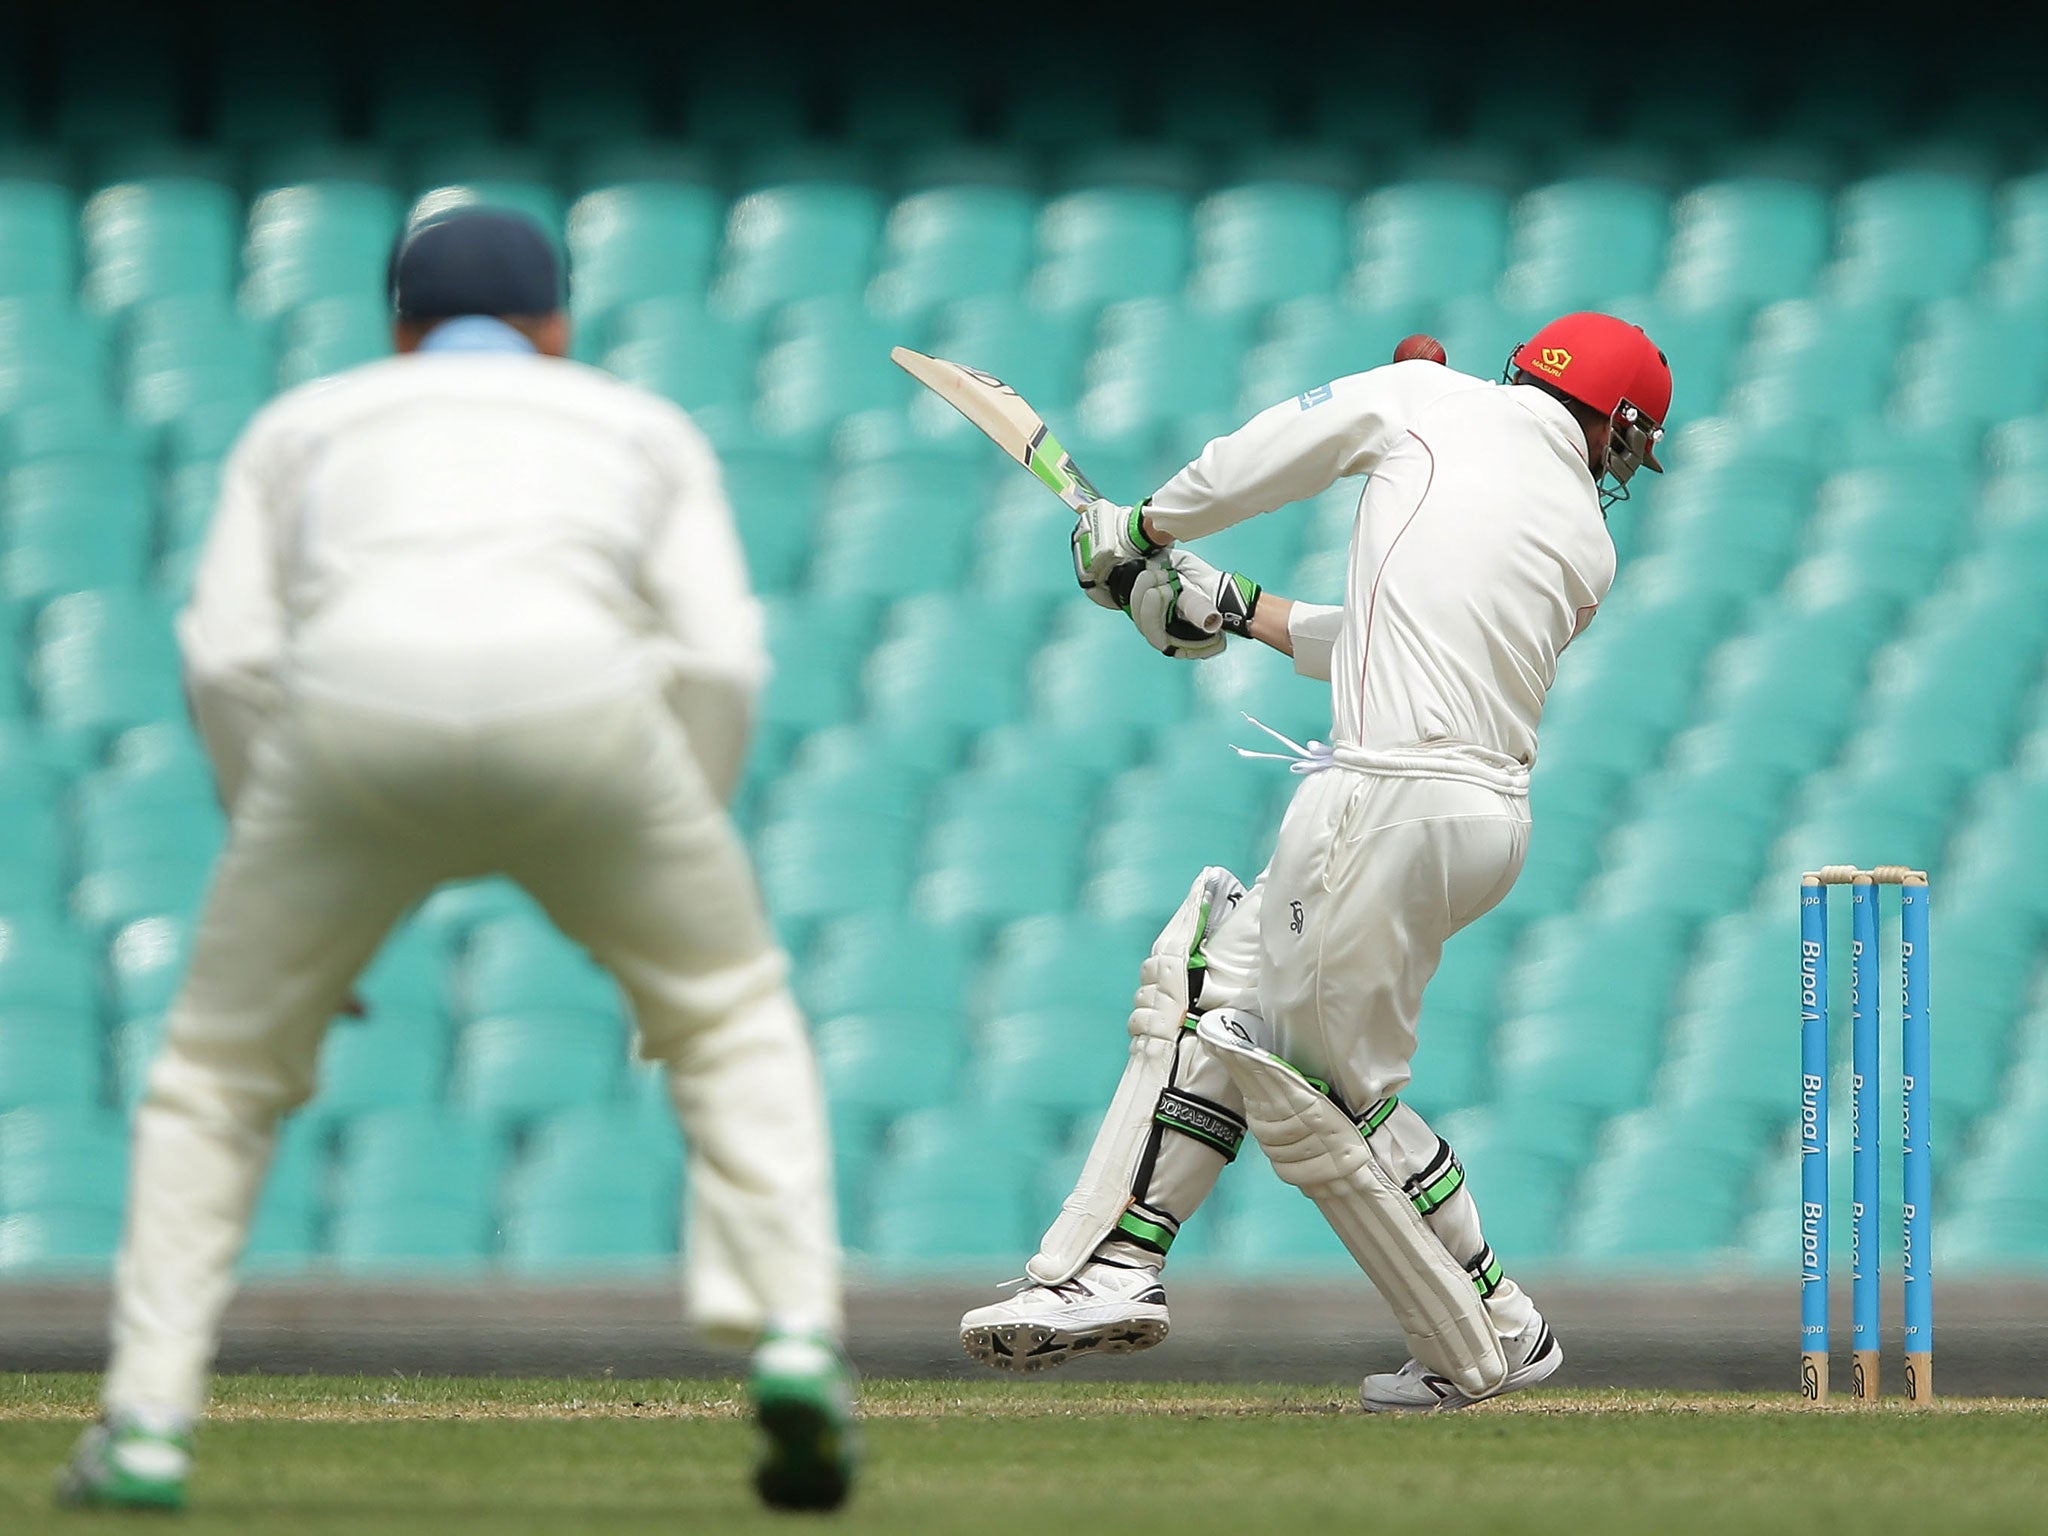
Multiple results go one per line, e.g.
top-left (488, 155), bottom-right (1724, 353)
top-left (890, 346), bottom-right (1102, 512)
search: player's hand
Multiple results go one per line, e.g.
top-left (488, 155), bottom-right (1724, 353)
top-left (1126, 549), bottom-right (1261, 659)
top-left (1071, 498), bottom-right (1165, 610)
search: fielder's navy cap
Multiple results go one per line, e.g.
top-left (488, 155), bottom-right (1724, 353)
top-left (388, 207), bottom-right (565, 320)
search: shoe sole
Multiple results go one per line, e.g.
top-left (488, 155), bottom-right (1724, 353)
top-left (960, 1315), bottom-right (1169, 1371)
top-left (1359, 1334), bottom-right (1565, 1414)
top-left (754, 1397), bottom-right (854, 1512)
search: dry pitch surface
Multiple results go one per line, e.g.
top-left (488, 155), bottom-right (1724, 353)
top-left (4, 1374), bottom-right (2044, 1534)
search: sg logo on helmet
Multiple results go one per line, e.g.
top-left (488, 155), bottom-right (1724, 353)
top-left (1539, 346), bottom-right (1572, 373)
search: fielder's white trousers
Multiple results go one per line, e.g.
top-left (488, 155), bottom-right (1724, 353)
top-left (104, 686), bottom-right (841, 1418)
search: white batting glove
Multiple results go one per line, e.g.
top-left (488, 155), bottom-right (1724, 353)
top-left (1126, 548), bottom-right (1263, 659)
top-left (1071, 498), bottom-right (1166, 610)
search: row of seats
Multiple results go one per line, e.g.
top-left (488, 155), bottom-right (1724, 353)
top-left (6, 167), bottom-right (2048, 320)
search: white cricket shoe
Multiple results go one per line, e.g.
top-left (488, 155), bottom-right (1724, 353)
top-left (1358, 1314), bottom-right (1563, 1413)
top-left (959, 1260), bottom-right (1170, 1371)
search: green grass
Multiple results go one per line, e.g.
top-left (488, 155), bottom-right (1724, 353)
top-left (5, 1374), bottom-right (2045, 1535)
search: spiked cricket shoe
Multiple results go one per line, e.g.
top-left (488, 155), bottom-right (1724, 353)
top-left (57, 1410), bottom-right (193, 1511)
top-left (1358, 1314), bottom-right (1563, 1413)
top-left (959, 1260), bottom-right (1170, 1371)
top-left (749, 1329), bottom-right (859, 1512)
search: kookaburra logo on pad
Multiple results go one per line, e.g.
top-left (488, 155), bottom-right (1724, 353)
top-left (1289, 900), bottom-right (1305, 934)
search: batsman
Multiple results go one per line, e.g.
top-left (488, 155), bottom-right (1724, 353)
top-left (960, 314), bottom-right (1672, 1410)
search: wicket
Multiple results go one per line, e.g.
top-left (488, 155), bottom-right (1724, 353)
top-left (1799, 865), bottom-right (1932, 1404)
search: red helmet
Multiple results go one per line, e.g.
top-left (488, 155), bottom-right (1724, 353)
top-left (1511, 312), bottom-right (1671, 480)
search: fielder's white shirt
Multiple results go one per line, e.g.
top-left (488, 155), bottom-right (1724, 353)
top-left (1147, 361), bottom-right (1614, 785)
top-left (180, 327), bottom-right (762, 807)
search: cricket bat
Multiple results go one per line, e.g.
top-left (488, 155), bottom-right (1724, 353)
top-left (890, 347), bottom-right (1105, 514)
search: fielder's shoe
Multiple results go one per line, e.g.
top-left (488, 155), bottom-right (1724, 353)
top-left (748, 1329), bottom-right (859, 1512)
top-left (1358, 1314), bottom-right (1563, 1413)
top-left (56, 1409), bottom-right (193, 1511)
top-left (959, 1259), bottom-right (1170, 1371)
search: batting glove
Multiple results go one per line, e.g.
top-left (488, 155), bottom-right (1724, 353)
top-left (1071, 498), bottom-right (1164, 610)
top-left (1126, 549), bottom-right (1262, 659)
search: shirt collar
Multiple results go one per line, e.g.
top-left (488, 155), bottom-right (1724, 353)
top-left (417, 316), bottom-right (539, 355)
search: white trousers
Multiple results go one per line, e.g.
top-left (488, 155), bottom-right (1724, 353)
top-left (104, 686), bottom-right (841, 1417)
top-left (1102, 767), bottom-right (1537, 1340)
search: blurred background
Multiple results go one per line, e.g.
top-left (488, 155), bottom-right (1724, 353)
top-left (3, 0), bottom-right (2048, 1385)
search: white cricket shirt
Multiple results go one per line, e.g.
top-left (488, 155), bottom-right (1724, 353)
top-left (1146, 361), bottom-right (1615, 787)
top-left (180, 327), bottom-right (762, 806)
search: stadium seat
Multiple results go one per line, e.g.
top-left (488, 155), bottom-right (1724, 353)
top-left (863, 594), bottom-right (1040, 739)
top-left (800, 912), bottom-right (976, 1024)
top-left (922, 293), bottom-right (1095, 416)
top-left (712, 184), bottom-right (884, 319)
top-left (809, 456), bottom-right (981, 595)
top-left (861, 1104), bottom-right (1047, 1262)
top-left (80, 178), bottom-right (241, 313)
top-left (329, 1107), bottom-right (502, 1266)
top-left (462, 916), bottom-right (626, 1030)
top-left (276, 296), bottom-right (389, 387)
top-left (1348, 182), bottom-right (1509, 308)
top-left (0, 1108), bottom-right (129, 1216)
top-left (1187, 183), bottom-right (1349, 314)
top-left (306, 1012), bottom-right (450, 1123)
top-left (1499, 179), bottom-right (1670, 311)
top-left (243, 181), bottom-right (404, 317)
top-left (1660, 179), bottom-right (1832, 307)
top-left (1892, 297), bottom-right (2048, 431)
top-left (0, 916), bottom-right (100, 1036)
top-left (566, 182), bottom-right (725, 339)
top-left (1727, 297), bottom-right (1907, 429)
top-left (601, 297), bottom-right (756, 416)
top-left (0, 176), bottom-right (78, 298)
top-left (1077, 298), bottom-right (1254, 434)
top-left (915, 765), bottom-right (1091, 924)
top-left (1030, 188), bottom-right (1191, 313)
top-left (1826, 171), bottom-right (1994, 302)
top-left (869, 187), bottom-right (1038, 320)
top-left (815, 1012), bottom-right (965, 1119)
top-left (755, 297), bottom-right (909, 445)
top-left (1566, 1108), bottom-right (1755, 1259)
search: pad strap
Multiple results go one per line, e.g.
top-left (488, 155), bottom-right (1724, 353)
top-left (1467, 1243), bottom-right (1504, 1299)
top-left (1405, 1137), bottom-right (1467, 1217)
top-left (1113, 1202), bottom-right (1180, 1256)
top-left (1154, 1088), bottom-right (1247, 1162)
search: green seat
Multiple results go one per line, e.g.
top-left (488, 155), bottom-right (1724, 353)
top-left (106, 915), bottom-right (190, 1024)
top-left (1029, 617), bottom-right (1199, 740)
top-left (917, 786), bottom-right (1087, 923)
top-left (503, 1199), bottom-right (673, 1270)
top-left (566, 183), bottom-right (725, 341)
top-left (1216, 1167), bottom-right (1352, 1271)
top-left (809, 457), bottom-right (981, 596)
top-left (1348, 182), bottom-right (1509, 307)
top-left (463, 916), bottom-right (625, 1029)
top-left (122, 296), bottom-right (274, 430)
top-left (1987, 172), bottom-right (2048, 304)
top-left (602, 298), bottom-right (758, 417)
top-left (1729, 297), bottom-right (1906, 428)
top-left (277, 296), bottom-right (389, 386)
top-left (801, 913), bottom-right (977, 1024)
top-left (1894, 297), bottom-right (2048, 431)
top-left (1692, 594), bottom-right (1891, 769)
top-left (2, 483), bottom-right (153, 607)
top-left (1940, 1199), bottom-right (2048, 1267)
top-left (305, 1013), bottom-right (449, 1123)
top-left (1636, 461), bottom-right (1812, 588)
top-left (869, 187), bottom-right (1038, 320)
top-left (0, 1208), bottom-right (123, 1270)
top-left (924, 294), bottom-right (1094, 416)
top-left (815, 1012), bottom-right (965, 1118)
top-left (416, 878), bottom-right (545, 951)
top-left (0, 1109), bottom-right (128, 1214)
top-left (863, 594), bottom-right (1040, 737)
top-left (979, 914), bottom-right (1157, 1024)
top-left (1499, 179), bottom-right (1669, 311)
top-left (1805, 466), bottom-right (1966, 568)
top-left (1077, 298), bottom-right (1253, 432)
top-left (1768, 774), bottom-right (1952, 886)
top-left (329, 1199), bottom-right (493, 1268)
top-left (758, 592), bottom-right (873, 731)
top-left (242, 1115), bottom-right (328, 1266)
top-left (242, 182), bottom-right (403, 316)
top-left (861, 1105), bottom-right (1047, 1262)
top-left (722, 449), bottom-right (822, 592)
top-left (1411, 921), bottom-right (1518, 1111)
top-left (712, 184), bottom-right (884, 319)
top-left (1661, 179), bottom-right (1832, 307)
top-left (755, 297), bottom-right (908, 446)
top-left (80, 179), bottom-right (241, 312)
top-left (1501, 910), bottom-right (1691, 1038)
top-left (969, 489), bottom-right (1099, 600)
top-left (1188, 183), bottom-right (1348, 313)
top-left (0, 1025), bottom-right (100, 1110)
top-left (0, 177), bottom-right (77, 297)
top-left (334, 1106), bottom-right (501, 1214)
top-left (1030, 188), bottom-right (1191, 312)
top-left (757, 816), bottom-right (915, 928)
top-left (1566, 1110), bottom-right (1754, 1260)
top-left (762, 724), bottom-right (931, 826)
top-left (451, 1015), bottom-right (625, 1128)
top-left (1829, 171), bottom-right (1993, 302)
top-left (0, 917), bottom-right (99, 1034)
top-left (1187, 637), bottom-right (1328, 747)
top-left (1944, 773), bottom-right (2048, 908)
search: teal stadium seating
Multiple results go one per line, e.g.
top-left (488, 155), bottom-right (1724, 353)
top-left (4, 43), bottom-right (2048, 1286)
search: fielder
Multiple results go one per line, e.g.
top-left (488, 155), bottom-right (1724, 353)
top-left (961, 313), bottom-right (1671, 1410)
top-left (61, 209), bottom-right (856, 1511)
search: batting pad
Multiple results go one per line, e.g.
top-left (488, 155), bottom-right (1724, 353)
top-left (1027, 866), bottom-right (1245, 1285)
top-left (1196, 1009), bottom-right (1508, 1398)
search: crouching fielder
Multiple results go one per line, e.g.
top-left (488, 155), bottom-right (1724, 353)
top-left (962, 314), bottom-right (1672, 1411)
top-left (61, 210), bottom-right (855, 1511)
